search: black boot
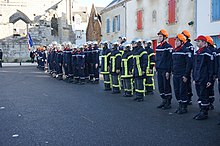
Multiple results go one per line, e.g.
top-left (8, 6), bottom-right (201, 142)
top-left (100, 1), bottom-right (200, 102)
top-left (162, 98), bottom-right (171, 110)
top-left (194, 106), bottom-right (208, 120)
top-left (126, 91), bottom-right (133, 97)
top-left (175, 103), bottom-right (182, 113)
top-left (157, 99), bottom-right (167, 108)
top-left (187, 93), bottom-right (193, 105)
top-left (177, 103), bottom-right (188, 114)
top-left (209, 97), bottom-right (215, 110)
top-left (136, 97), bottom-right (144, 102)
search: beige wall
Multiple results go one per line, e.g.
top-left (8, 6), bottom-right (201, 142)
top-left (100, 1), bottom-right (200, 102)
top-left (101, 3), bottom-right (126, 42)
top-left (102, 0), bottom-right (195, 44)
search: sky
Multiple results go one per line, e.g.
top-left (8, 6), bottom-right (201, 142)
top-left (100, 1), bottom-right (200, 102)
top-left (80, 0), bottom-right (113, 7)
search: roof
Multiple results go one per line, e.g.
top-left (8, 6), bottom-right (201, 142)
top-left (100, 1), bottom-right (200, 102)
top-left (100, 0), bottom-right (130, 14)
top-left (95, 7), bottom-right (104, 14)
top-left (9, 10), bottom-right (31, 24)
top-left (45, 0), bottom-right (63, 12)
top-left (106, 0), bottom-right (122, 8)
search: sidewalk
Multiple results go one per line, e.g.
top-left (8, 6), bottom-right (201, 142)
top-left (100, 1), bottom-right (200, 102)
top-left (2, 62), bottom-right (37, 67)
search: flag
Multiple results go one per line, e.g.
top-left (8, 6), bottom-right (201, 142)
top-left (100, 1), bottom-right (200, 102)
top-left (28, 32), bottom-right (33, 50)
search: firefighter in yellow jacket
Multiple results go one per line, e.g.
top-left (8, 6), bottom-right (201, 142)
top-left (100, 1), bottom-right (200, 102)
top-left (121, 42), bottom-right (134, 97)
top-left (143, 39), bottom-right (155, 95)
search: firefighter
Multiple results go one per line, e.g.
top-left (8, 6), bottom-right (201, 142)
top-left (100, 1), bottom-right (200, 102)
top-left (172, 34), bottom-right (192, 114)
top-left (216, 45), bottom-right (220, 125)
top-left (119, 36), bottom-right (126, 54)
top-left (48, 42), bottom-right (57, 76)
top-left (121, 42), bottom-right (134, 97)
top-left (193, 35), bottom-right (214, 120)
top-left (75, 46), bottom-right (86, 84)
top-left (0, 48), bottom-right (2, 68)
top-left (37, 47), bottom-right (46, 70)
top-left (109, 41), bottom-right (122, 94)
top-left (133, 39), bottom-right (148, 102)
top-left (206, 36), bottom-right (216, 110)
top-left (91, 41), bottom-right (100, 84)
top-left (143, 39), bottom-right (155, 95)
top-left (55, 44), bottom-right (63, 80)
top-left (87, 41), bottom-right (94, 82)
top-left (63, 42), bottom-right (73, 83)
top-left (84, 42), bottom-right (90, 82)
top-left (156, 29), bottom-right (173, 109)
top-left (100, 41), bottom-right (111, 91)
top-left (182, 30), bottom-right (194, 105)
top-left (72, 46), bottom-right (78, 84)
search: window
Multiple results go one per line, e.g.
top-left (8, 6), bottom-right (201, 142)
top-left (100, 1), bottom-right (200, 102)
top-left (212, 0), bottom-right (220, 21)
top-left (112, 15), bottom-right (120, 32)
top-left (106, 18), bottom-right (110, 33)
top-left (168, 0), bottom-right (176, 24)
top-left (112, 17), bottom-right (115, 32)
top-left (137, 10), bottom-right (143, 30)
top-left (212, 35), bottom-right (220, 48)
top-left (116, 15), bottom-right (120, 31)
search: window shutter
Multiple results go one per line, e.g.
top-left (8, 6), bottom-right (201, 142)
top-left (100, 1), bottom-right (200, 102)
top-left (112, 18), bottom-right (115, 32)
top-left (168, 0), bottom-right (176, 24)
top-left (117, 15), bottom-right (120, 31)
top-left (106, 18), bottom-right (110, 33)
top-left (137, 10), bottom-right (143, 30)
top-left (212, 0), bottom-right (220, 21)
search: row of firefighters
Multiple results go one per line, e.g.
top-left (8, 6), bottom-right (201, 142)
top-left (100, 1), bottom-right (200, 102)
top-left (35, 29), bottom-right (220, 122)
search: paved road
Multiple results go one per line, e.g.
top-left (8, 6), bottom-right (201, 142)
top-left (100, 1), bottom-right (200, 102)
top-left (0, 66), bottom-right (220, 146)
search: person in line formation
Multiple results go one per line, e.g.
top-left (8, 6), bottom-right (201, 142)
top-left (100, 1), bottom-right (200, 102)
top-left (35, 29), bottom-right (220, 124)
top-left (0, 49), bottom-right (3, 68)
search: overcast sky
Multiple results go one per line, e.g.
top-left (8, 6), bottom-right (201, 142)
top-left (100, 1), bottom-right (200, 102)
top-left (80, 0), bottom-right (113, 7)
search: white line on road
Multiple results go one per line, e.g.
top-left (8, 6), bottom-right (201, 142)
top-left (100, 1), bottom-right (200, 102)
top-left (81, 115), bottom-right (94, 124)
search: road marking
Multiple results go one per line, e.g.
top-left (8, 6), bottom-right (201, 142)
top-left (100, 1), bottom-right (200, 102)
top-left (43, 93), bottom-right (48, 97)
top-left (81, 115), bottom-right (94, 124)
top-left (12, 134), bottom-right (19, 138)
top-left (0, 107), bottom-right (5, 110)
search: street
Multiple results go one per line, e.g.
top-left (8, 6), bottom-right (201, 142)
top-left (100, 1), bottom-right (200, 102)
top-left (0, 66), bottom-right (220, 146)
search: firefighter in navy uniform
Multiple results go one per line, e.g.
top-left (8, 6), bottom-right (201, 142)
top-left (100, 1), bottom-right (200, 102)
top-left (143, 39), bottom-right (155, 95)
top-left (55, 44), bottom-right (63, 80)
top-left (133, 39), bottom-right (148, 102)
top-left (84, 43), bottom-right (90, 82)
top-left (156, 29), bottom-right (173, 109)
top-left (72, 46), bottom-right (78, 84)
top-left (48, 42), bottom-right (57, 75)
top-left (121, 42), bottom-right (134, 97)
top-left (216, 46), bottom-right (220, 125)
top-left (91, 41), bottom-right (100, 84)
top-left (109, 41), bottom-right (122, 94)
top-left (0, 49), bottom-right (3, 68)
top-left (172, 34), bottom-right (192, 114)
top-left (75, 46), bottom-right (86, 84)
top-left (63, 43), bottom-right (73, 82)
top-left (182, 30), bottom-right (194, 105)
top-left (193, 35), bottom-right (214, 120)
top-left (100, 41), bottom-right (111, 91)
top-left (87, 42), bottom-right (94, 82)
top-left (205, 36), bottom-right (216, 110)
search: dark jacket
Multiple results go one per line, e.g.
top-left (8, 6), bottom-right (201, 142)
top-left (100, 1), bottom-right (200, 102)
top-left (145, 46), bottom-right (155, 70)
top-left (172, 45), bottom-right (192, 77)
top-left (109, 49), bottom-right (122, 74)
top-left (133, 47), bottom-right (148, 78)
top-left (63, 48), bottom-right (72, 64)
top-left (155, 41), bottom-right (173, 73)
top-left (91, 46), bottom-right (99, 64)
top-left (101, 47), bottom-right (111, 74)
top-left (76, 51), bottom-right (85, 68)
top-left (121, 50), bottom-right (133, 78)
top-left (193, 47), bottom-right (214, 83)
